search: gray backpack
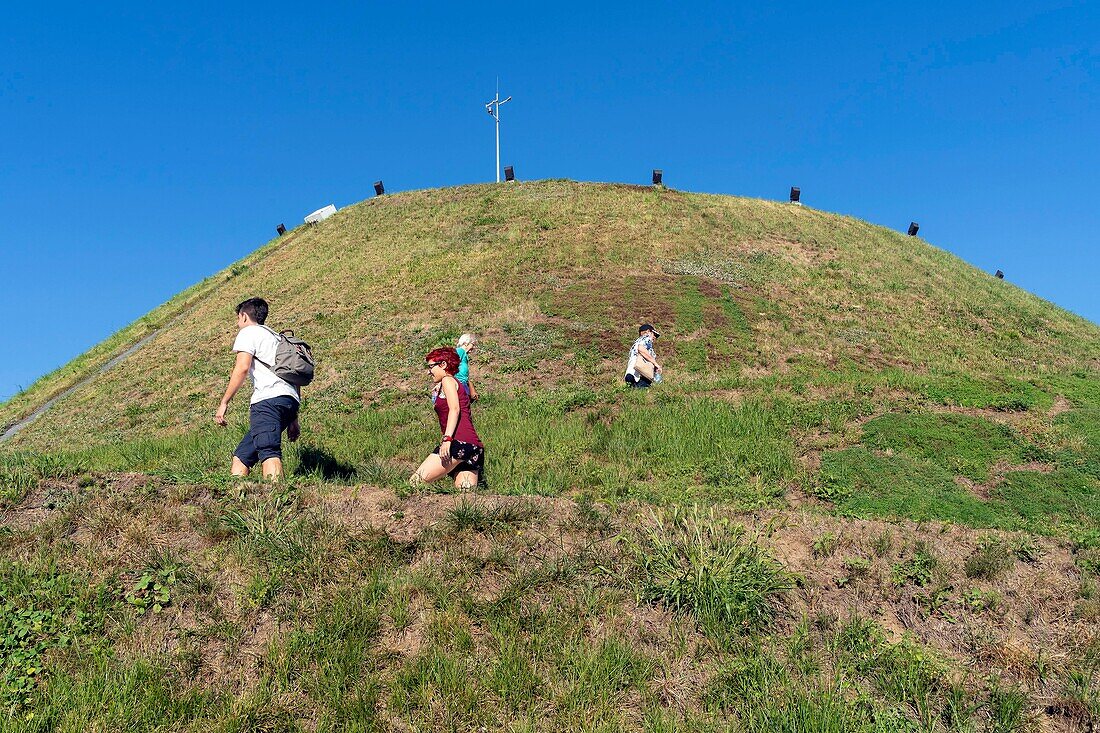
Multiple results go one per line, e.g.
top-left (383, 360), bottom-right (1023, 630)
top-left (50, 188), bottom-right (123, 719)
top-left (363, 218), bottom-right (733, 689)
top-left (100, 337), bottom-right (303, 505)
top-left (256, 327), bottom-right (315, 387)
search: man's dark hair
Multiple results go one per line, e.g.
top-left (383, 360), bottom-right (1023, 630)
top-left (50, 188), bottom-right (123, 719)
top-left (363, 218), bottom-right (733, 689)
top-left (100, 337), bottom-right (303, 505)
top-left (235, 297), bottom-right (269, 325)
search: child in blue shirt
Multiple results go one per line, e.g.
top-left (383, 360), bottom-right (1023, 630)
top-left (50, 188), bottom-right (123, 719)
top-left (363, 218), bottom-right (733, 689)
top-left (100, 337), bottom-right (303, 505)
top-left (455, 333), bottom-right (479, 401)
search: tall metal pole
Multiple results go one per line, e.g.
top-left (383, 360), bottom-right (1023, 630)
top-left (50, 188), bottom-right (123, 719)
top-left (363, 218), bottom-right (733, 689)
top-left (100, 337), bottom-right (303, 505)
top-left (485, 90), bottom-right (511, 183)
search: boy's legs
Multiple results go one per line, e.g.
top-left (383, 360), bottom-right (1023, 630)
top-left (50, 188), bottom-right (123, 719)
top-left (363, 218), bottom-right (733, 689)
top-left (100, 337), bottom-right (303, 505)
top-left (260, 398), bottom-right (299, 481)
top-left (262, 457), bottom-right (284, 480)
top-left (236, 397), bottom-right (299, 481)
top-left (233, 428), bottom-right (259, 477)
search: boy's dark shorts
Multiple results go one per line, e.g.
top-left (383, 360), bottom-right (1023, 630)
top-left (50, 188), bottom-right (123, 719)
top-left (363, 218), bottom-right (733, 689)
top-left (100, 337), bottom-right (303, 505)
top-left (625, 373), bottom-right (652, 389)
top-left (234, 396), bottom-right (299, 467)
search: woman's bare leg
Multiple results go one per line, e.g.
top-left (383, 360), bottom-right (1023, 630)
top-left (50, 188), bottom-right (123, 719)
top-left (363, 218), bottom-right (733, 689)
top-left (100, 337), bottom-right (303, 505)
top-left (453, 470), bottom-right (478, 490)
top-left (411, 453), bottom-right (454, 484)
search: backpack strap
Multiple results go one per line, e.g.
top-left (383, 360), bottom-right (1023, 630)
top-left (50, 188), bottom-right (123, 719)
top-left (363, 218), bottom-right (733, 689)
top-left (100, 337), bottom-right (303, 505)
top-left (250, 325), bottom-right (283, 371)
top-left (250, 326), bottom-right (301, 395)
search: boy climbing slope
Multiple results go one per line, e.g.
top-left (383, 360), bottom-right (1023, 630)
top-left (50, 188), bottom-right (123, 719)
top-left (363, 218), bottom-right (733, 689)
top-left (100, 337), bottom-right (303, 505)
top-left (214, 297), bottom-right (304, 480)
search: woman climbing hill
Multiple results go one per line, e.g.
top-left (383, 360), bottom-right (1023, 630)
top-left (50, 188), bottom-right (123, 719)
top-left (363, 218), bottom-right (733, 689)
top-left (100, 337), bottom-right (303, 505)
top-left (411, 347), bottom-right (485, 490)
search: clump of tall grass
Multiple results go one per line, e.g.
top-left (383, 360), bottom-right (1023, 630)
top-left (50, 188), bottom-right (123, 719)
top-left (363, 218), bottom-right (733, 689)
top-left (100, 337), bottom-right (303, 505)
top-left (964, 537), bottom-right (1016, 580)
top-left (220, 491), bottom-right (311, 569)
top-left (0, 451), bottom-right (89, 507)
top-left (446, 499), bottom-right (542, 534)
top-left (626, 507), bottom-right (792, 635)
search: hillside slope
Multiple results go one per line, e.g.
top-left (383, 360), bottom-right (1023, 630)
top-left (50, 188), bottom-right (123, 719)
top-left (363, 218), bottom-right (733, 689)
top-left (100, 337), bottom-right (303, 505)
top-left (3, 180), bottom-right (1097, 443)
top-left (2, 181), bottom-right (1100, 730)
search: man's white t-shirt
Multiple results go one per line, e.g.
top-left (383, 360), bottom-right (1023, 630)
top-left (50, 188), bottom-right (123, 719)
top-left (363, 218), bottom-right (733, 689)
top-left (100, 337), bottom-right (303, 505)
top-left (232, 325), bottom-right (301, 405)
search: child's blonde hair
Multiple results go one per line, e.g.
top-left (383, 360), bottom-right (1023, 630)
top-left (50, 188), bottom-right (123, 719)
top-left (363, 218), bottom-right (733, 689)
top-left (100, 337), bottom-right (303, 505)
top-left (457, 333), bottom-right (477, 349)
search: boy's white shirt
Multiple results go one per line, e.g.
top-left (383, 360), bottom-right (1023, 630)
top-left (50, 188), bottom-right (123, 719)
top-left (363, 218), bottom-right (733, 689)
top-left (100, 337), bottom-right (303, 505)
top-left (232, 325), bottom-right (300, 404)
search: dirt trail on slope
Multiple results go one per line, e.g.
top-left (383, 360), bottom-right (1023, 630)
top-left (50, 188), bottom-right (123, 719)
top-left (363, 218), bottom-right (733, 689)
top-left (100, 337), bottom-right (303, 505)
top-left (1, 231), bottom-right (303, 444)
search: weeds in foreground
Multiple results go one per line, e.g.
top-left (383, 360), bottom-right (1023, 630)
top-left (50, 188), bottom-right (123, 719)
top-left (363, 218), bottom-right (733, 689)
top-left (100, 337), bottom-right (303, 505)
top-left (811, 531), bottom-right (840, 559)
top-left (0, 563), bottom-right (112, 716)
top-left (965, 537), bottom-right (1016, 580)
top-left (626, 507), bottom-right (792, 635)
top-left (446, 499), bottom-right (543, 534)
top-left (891, 543), bottom-right (939, 587)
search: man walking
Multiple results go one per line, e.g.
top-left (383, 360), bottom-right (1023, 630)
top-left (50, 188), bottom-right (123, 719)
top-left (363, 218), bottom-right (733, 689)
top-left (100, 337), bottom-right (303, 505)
top-left (215, 298), bottom-right (301, 480)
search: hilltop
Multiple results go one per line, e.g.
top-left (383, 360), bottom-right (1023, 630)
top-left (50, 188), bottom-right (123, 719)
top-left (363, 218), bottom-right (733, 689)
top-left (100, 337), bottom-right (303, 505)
top-left (1, 180), bottom-right (1099, 731)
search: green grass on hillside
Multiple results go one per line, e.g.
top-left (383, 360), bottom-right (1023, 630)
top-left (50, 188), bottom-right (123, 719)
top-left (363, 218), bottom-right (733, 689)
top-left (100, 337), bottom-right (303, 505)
top-left (2, 180), bottom-right (1100, 729)
top-left (861, 413), bottom-right (1038, 482)
top-left (819, 409), bottom-right (1100, 539)
top-left (4, 181), bottom-right (1098, 451)
top-left (4, 476), bottom-right (1098, 731)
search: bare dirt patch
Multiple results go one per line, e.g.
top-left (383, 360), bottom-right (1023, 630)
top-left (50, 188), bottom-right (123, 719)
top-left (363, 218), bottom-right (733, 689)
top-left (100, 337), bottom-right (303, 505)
top-left (751, 235), bottom-right (839, 268)
top-left (311, 485), bottom-right (584, 548)
top-left (1048, 396), bottom-right (1073, 417)
top-left (1, 487), bottom-right (56, 530)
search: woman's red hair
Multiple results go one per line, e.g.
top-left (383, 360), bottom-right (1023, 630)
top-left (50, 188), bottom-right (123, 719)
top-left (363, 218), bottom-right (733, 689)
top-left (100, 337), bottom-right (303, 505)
top-left (426, 347), bottom-right (461, 375)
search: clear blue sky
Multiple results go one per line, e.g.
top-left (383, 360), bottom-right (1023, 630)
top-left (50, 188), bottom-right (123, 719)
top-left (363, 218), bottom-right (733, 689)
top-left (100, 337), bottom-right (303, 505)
top-left (2, 1), bottom-right (1097, 400)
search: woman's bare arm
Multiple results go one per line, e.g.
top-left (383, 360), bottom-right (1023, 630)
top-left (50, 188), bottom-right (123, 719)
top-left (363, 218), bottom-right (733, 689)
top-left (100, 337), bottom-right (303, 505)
top-left (442, 377), bottom-right (461, 437)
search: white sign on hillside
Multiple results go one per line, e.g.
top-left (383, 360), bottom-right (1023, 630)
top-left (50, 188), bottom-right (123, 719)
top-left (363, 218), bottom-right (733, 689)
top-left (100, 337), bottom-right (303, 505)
top-left (304, 204), bottom-right (337, 224)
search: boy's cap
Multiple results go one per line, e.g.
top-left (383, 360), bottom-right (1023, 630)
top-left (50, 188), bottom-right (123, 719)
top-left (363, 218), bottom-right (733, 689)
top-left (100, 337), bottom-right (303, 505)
top-left (639, 323), bottom-right (660, 337)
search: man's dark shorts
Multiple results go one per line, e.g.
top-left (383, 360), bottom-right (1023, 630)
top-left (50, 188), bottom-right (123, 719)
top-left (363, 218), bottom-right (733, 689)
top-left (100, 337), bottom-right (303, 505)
top-left (234, 396), bottom-right (299, 467)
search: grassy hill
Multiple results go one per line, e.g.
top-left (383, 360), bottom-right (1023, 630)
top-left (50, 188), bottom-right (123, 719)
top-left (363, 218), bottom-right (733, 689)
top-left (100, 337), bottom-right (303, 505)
top-left (2, 180), bottom-right (1099, 731)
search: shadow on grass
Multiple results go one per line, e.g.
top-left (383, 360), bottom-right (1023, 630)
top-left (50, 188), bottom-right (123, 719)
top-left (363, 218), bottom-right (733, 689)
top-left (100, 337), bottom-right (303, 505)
top-left (294, 445), bottom-right (359, 482)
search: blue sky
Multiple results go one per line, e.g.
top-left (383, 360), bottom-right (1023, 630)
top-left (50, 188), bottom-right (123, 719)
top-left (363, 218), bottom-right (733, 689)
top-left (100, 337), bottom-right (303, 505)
top-left (1, 1), bottom-right (1097, 400)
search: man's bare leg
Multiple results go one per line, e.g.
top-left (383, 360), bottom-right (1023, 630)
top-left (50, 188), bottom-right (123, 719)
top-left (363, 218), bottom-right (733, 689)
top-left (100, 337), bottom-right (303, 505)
top-left (231, 457), bottom-right (250, 477)
top-left (261, 457), bottom-right (284, 481)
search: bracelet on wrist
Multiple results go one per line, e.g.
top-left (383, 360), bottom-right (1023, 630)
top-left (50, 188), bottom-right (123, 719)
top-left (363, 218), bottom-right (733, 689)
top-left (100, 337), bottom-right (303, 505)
top-left (441, 435), bottom-right (453, 442)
